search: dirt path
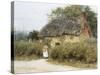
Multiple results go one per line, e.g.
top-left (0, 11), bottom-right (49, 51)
top-left (14, 59), bottom-right (79, 73)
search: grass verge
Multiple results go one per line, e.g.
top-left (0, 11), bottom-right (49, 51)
top-left (47, 59), bottom-right (97, 69)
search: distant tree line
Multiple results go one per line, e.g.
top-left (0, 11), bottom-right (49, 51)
top-left (14, 30), bottom-right (39, 42)
top-left (14, 31), bottom-right (28, 41)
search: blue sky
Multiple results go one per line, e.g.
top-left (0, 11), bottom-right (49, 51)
top-left (14, 1), bottom-right (97, 32)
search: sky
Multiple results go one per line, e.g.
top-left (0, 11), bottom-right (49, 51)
top-left (14, 1), bottom-right (97, 32)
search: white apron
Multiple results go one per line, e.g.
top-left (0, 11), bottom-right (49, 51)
top-left (43, 50), bottom-right (48, 58)
top-left (43, 45), bottom-right (48, 58)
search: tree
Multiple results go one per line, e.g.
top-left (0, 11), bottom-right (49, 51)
top-left (48, 5), bottom-right (82, 21)
top-left (48, 5), bottom-right (97, 37)
top-left (28, 30), bottom-right (39, 41)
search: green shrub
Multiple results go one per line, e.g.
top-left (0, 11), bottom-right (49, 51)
top-left (50, 39), bottom-right (97, 63)
top-left (14, 41), bottom-right (43, 59)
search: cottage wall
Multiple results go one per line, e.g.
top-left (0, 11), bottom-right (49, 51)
top-left (41, 32), bottom-right (90, 48)
top-left (64, 35), bottom-right (80, 43)
top-left (44, 35), bottom-right (80, 48)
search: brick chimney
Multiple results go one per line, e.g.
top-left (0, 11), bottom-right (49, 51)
top-left (80, 12), bottom-right (92, 38)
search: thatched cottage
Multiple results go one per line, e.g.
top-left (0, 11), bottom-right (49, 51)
top-left (38, 13), bottom-right (91, 47)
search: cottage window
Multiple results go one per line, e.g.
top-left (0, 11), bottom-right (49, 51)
top-left (55, 42), bottom-right (60, 46)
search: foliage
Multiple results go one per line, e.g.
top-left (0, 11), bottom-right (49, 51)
top-left (49, 39), bottom-right (97, 63)
top-left (48, 5), bottom-right (82, 20)
top-left (14, 41), bottom-right (43, 59)
top-left (28, 30), bottom-right (39, 41)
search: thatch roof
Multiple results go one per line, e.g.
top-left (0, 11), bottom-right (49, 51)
top-left (39, 17), bottom-right (81, 37)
